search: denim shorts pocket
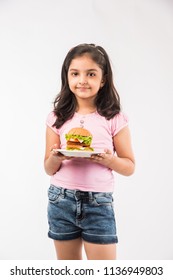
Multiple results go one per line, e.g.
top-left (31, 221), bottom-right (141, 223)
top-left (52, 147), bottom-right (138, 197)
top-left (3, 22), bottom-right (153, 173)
top-left (48, 185), bottom-right (62, 204)
top-left (93, 193), bottom-right (113, 206)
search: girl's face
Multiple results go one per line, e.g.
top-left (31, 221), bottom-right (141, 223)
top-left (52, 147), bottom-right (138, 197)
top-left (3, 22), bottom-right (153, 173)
top-left (67, 54), bottom-right (104, 103)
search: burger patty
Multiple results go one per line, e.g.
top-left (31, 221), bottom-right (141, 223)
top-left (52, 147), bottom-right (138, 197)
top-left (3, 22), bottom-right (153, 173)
top-left (66, 141), bottom-right (89, 147)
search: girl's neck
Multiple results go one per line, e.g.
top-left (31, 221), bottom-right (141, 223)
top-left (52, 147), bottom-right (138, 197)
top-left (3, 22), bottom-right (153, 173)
top-left (76, 108), bottom-right (96, 115)
top-left (75, 101), bottom-right (96, 115)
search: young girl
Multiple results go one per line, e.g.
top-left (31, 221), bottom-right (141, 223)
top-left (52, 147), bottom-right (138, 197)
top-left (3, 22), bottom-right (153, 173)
top-left (44, 43), bottom-right (135, 260)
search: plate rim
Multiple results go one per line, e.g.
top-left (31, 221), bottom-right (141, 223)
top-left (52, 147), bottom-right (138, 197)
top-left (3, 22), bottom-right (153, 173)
top-left (53, 148), bottom-right (105, 157)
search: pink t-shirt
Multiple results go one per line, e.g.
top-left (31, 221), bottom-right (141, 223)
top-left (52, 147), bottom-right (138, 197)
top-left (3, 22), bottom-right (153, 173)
top-left (46, 111), bottom-right (128, 192)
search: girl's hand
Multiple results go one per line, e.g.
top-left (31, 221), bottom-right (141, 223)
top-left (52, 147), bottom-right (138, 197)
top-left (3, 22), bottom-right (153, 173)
top-left (50, 144), bottom-right (65, 159)
top-left (90, 148), bottom-right (114, 167)
top-left (50, 144), bottom-right (72, 161)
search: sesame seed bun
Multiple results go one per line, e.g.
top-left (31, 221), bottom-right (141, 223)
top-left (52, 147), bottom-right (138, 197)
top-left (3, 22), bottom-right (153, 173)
top-left (67, 127), bottom-right (92, 137)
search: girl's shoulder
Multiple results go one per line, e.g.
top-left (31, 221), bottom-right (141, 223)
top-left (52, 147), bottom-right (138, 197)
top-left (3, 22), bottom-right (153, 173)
top-left (46, 111), bottom-right (56, 125)
top-left (46, 111), bottom-right (59, 134)
top-left (109, 111), bottom-right (129, 136)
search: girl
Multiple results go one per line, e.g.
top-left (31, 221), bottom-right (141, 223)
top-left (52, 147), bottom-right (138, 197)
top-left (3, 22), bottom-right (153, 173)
top-left (44, 43), bottom-right (135, 260)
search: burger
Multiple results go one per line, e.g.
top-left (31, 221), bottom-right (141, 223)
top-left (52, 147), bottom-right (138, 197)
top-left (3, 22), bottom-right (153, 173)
top-left (65, 127), bottom-right (93, 151)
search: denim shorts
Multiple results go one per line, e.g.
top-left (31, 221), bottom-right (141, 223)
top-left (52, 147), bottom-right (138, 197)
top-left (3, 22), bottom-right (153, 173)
top-left (47, 185), bottom-right (118, 244)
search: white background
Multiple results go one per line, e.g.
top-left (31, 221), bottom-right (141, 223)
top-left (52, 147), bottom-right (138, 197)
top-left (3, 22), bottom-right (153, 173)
top-left (0, 0), bottom-right (173, 260)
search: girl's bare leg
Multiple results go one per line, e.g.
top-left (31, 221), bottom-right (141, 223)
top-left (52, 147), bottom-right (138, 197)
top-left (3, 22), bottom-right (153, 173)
top-left (84, 241), bottom-right (116, 260)
top-left (54, 238), bottom-right (83, 260)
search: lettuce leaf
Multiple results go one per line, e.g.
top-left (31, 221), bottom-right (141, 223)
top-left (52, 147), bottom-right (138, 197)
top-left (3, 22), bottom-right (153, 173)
top-left (65, 134), bottom-right (92, 145)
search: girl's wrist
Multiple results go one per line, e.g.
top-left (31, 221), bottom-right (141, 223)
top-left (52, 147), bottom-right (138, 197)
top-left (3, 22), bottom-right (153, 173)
top-left (49, 153), bottom-right (63, 164)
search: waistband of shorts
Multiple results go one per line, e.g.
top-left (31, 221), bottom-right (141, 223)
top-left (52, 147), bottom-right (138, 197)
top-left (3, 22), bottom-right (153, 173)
top-left (50, 184), bottom-right (113, 200)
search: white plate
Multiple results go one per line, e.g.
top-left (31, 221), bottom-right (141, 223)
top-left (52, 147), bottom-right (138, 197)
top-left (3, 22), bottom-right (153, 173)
top-left (53, 149), bottom-right (105, 158)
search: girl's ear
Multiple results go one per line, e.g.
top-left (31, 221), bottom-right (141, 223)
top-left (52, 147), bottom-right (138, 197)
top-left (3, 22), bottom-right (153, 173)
top-left (100, 76), bottom-right (106, 88)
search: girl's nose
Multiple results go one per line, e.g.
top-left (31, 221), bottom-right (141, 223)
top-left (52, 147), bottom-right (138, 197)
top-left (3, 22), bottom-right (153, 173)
top-left (79, 75), bottom-right (87, 85)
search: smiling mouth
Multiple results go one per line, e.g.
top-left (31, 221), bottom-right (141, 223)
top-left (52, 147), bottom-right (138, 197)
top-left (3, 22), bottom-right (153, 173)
top-left (77, 87), bottom-right (90, 89)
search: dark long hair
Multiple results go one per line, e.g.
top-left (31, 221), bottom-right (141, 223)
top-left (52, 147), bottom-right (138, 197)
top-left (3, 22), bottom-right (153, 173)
top-left (53, 43), bottom-right (121, 128)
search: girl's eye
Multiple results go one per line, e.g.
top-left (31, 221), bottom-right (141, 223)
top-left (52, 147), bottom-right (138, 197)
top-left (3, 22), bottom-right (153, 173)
top-left (71, 72), bottom-right (78, 76)
top-left (88, 73), bottom-right (96, 77)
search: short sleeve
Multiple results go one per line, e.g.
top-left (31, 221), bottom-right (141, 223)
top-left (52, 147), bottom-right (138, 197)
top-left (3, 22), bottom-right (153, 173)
top-left (111, 112), bottom-right (129, 136)
top-left (46, 111), bottom-right (59, 135)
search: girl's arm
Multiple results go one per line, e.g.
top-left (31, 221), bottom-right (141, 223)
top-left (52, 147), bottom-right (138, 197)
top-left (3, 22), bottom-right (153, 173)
top-left (91, 126), bottom-right (135, 176)
top-left (44, 126), bottom-right (66, 175)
